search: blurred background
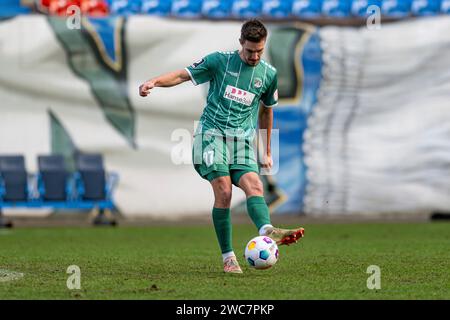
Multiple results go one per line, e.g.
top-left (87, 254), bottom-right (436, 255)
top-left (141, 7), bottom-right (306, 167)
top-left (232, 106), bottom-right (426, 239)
top-left (1, 0), bottom-right (449, 227)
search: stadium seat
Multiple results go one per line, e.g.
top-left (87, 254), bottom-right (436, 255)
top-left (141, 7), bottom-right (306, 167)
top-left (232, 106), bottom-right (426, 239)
top-left (0, 155), bottom-right (30, 202)
top-left (321, 0), bottom-right (352, 17)
top-left (411, 0), bottom-right (441, 16)
top-left (75, 153), bottom-right (107, 201)
top-left (36, 0), bottom-right (50, 13)
top-left (37, 155), bottom-right (70, 201)
top-left (48, 0), bottom-right (81, 16)
top-left (74, 153), bottom-right (118, 200)
top-left (231, 0), bottom-right (263, 19)
top-left (381, 0), bottom-right (412, 18)
top-left (0, 153), bottom-right (118, 227)
top-left (108, 0), bottom-right (142, 16)
top-left (80, 0), bottom-right (109, 16)
top-left (74, 153), bottom-right (119, 225)
top-left (291, 0), bottom-right (323, 18)
top-left (201, 0), bottom-right (232, 19)
top-left (0, 1), bottom-right (30, 8)
top-left (442, 0), bottom-right (450, 13)
top-left (351, 0), bottom-right (382, 17)
top-left (0, 0), bottom-right (32, 17)
top-left (39, 0), bottom-right (51, 7)
top-left (171, 0), bottom-right (202, 18)
top-left (141, 0), bottom-right (172, 16)
top-left (262, 0), bottom-right (293, 19)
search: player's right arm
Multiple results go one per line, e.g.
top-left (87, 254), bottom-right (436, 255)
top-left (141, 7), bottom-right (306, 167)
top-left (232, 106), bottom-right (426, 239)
top-left (139, 52), bottom-right (217, 97)
top-left (139, 69), bottom-right (190, 97)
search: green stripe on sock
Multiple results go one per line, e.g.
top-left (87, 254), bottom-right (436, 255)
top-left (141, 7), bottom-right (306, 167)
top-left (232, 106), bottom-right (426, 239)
top-left (246, 196), bottom-right (271, 231)
top-left (212, 207), bottom-right (233, 254)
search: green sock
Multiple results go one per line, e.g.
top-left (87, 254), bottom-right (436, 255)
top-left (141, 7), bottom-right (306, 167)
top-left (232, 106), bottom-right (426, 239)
top-left (247, 196), bottom-right (271, 231)
top-left (212, 207), bottom-right (233, 254)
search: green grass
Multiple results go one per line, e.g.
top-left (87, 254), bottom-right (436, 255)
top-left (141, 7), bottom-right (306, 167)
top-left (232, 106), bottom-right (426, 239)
top-left (1, 222), bottom-right (450, 299)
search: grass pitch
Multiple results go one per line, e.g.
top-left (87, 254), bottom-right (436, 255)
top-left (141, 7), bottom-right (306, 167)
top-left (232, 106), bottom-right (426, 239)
top-left (1, 222), bottom-right (450, 299)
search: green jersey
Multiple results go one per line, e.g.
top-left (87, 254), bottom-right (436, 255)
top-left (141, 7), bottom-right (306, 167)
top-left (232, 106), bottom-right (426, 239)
top-left (185, 50), bottom-right (278, 139)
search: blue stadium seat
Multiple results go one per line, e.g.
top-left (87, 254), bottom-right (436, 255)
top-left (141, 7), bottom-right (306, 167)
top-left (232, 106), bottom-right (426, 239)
top-left (322, 0), bottom-right (352, 17)
top-left (411, 0), bottom-right (441, 16)
top-left (37, 155), bottom-right (69, 201)
top-left (291, 0), bottom-right (323, 18)
top-left (171, 0), bottom-right (202, 18)
top-left (0, 0), bottom-right (32, 17)
top-left (351, 0), bottom-right (382, 17)
top-left (381, 0), bottom-right (412, 18)
top-left (202, 0), bottom-right (233, 19)
top-left (74, 153), bottom-right (119, 225)
top-left (231, 0), bottom-right (263, 19)
top-left (75, 153), bottom-right (107, 201)
top-left (108, 0), bottom-right (142, 16)
top-left (262, 0), bottom-right (293, 19)
top-left (141, 0), bottom-right (172, 16)
top-left (0, 0), bottom-right (25, 5)
top-left (442, 0), bottom-right (450, 13)
top-left (0, 153), bottom-right (118, 227)
top-left (0, 155), bottom-right (29, 202)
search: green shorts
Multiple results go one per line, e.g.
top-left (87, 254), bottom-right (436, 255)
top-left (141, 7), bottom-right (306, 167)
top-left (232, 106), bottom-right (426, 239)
top-left (192, 134), bottom-right (259, 186)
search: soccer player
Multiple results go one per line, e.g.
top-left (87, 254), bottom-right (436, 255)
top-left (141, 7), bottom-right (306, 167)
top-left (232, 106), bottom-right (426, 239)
top-left (139, 19), bottom-right (304, 273)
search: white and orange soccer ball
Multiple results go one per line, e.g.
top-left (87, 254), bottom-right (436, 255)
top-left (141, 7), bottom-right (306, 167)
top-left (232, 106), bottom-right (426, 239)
top-left (244, 236), bottom-right (279, 270)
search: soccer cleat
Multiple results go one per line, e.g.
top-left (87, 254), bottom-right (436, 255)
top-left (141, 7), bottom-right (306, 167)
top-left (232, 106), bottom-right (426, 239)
top-left (263, 227), bottom-right (305, 246)
top-left (223, 256), bottom-right (243, 274)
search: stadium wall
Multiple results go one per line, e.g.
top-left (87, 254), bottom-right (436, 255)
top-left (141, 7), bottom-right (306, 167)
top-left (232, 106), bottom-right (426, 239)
top-left (0, 16), bottom-right (449, 217)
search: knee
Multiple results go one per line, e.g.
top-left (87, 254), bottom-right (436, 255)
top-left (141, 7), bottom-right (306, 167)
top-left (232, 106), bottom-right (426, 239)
top-left (213, 177), bottom-right (232, 205)
top-left (249, 181), bottom-right (264, 196)
top-left (241, 176), bottom-right (264, 196)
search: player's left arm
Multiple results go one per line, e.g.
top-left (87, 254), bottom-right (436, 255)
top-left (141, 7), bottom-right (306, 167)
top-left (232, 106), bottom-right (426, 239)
top-left (258, 74), bottom-right (278, 169)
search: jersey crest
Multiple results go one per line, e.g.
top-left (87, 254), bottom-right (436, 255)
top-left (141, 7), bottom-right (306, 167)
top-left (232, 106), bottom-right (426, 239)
top-left (253, 77), bottom-right (263, 89)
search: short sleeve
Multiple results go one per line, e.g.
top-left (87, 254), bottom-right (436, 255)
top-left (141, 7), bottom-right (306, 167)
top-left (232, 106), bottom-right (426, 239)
top-left (185, 52), bottom-right (218, 86)
top-left (260, 73), bottom-right (278, 108)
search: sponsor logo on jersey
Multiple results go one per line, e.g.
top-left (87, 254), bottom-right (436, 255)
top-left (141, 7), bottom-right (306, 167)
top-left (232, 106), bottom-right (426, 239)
top-left (253, 78), bottom-right (262, 89)
top-left (191, 58), bottom-right (205, 68)
top-left (274, 89), bottom-right (278, 101)
top-left (223, 85), bottom-right (255, 106)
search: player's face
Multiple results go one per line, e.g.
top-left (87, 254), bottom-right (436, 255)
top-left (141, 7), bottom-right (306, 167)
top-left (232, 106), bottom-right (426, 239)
top-left (239, 39), bottom-right (266, 66)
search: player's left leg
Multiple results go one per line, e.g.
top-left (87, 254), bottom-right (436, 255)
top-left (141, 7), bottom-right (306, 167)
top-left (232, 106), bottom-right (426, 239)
top-left (209, 174), bottom-right (243, 274)
top-left (235, 171), bottom-right (305, 245)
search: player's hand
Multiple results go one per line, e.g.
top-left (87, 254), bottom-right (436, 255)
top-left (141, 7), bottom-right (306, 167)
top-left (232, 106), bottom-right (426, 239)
top-left (260, 153), bottom-right (273, 169)
top-left (139, 80), bottom-right (155, 97)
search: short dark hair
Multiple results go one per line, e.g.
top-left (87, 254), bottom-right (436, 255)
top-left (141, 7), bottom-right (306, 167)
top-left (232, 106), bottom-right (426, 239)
top-left (240, 19), bottom-right (267, 43)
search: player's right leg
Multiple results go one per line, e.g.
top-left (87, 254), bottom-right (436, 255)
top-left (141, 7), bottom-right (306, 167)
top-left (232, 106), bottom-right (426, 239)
top-left (210, 175), bottom-right (242, 274)
top-left (192, 134), bottom-right (242, 273)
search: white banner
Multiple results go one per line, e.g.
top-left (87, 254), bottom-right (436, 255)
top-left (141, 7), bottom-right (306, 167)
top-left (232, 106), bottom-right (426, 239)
top-left (304, 16), bottom-right (450, 215)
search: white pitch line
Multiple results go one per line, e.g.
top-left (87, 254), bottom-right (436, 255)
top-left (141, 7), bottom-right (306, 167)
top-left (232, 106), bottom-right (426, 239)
top-left (0, 270), bottom-right (24, 282)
